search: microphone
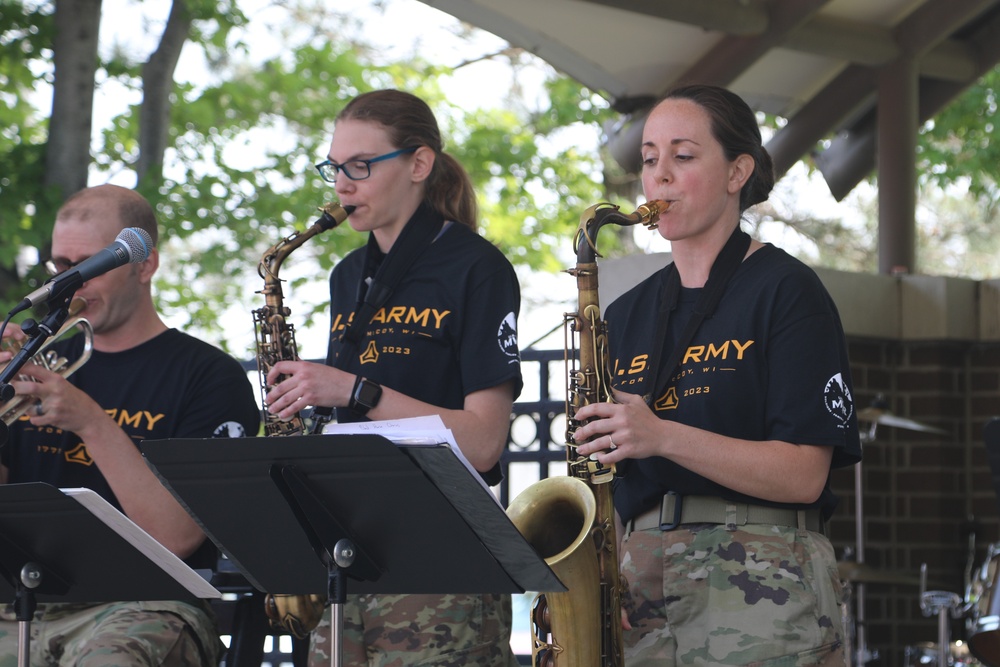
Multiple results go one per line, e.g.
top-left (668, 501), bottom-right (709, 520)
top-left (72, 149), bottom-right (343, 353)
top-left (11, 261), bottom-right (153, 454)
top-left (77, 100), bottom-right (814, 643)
top-left (11, 227), bottom-right (154, 315)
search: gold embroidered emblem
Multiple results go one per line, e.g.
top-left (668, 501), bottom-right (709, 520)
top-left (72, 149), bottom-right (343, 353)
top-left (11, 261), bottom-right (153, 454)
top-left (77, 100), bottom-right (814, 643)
top-left (65, 443), bottom-right (94, 466)
top-left (654, 387), bottom-right (679, 411)
top-left (360, 340), bottom-right (379, 365)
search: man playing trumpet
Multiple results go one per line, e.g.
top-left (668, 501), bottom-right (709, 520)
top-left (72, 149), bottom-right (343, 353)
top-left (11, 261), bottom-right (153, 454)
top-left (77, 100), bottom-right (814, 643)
top-left (0, 184), bottom-right (260, 666)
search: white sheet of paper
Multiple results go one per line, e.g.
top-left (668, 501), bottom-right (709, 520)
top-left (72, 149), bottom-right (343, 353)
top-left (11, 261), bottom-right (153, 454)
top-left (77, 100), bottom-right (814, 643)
top-left (322, 415), bottom-right (500, 504)
top-left (60, 487), bottom-right (221, 598)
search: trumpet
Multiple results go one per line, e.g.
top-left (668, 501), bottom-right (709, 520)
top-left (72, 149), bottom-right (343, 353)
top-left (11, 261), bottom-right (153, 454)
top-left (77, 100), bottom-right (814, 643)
top-left (1, 297), bottom-right (93, 425)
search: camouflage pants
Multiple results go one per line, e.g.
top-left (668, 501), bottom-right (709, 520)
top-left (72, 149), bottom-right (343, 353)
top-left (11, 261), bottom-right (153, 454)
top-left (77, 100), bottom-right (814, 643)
top-left (307, 593), bottom-right (518, 667)
top-left (621, 522), bottom-right (848, 666)
top-left (0, 601), bottom-right (222, 667)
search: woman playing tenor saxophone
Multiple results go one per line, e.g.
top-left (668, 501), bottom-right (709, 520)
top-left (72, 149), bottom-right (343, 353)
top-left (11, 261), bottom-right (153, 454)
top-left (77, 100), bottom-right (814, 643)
top-left (264, 89), bottom-right (523, 667)
top-left (572, 85), bottom-right (862, 666)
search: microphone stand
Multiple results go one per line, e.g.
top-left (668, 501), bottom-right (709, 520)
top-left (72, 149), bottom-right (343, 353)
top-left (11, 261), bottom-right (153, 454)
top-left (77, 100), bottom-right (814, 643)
top-left (0, 292), bottom-right (76, 448)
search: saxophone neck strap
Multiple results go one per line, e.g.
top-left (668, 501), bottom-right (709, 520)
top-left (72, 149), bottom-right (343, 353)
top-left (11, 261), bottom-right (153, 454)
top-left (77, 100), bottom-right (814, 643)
top-left (340, 202), bottom-right (445, 355)
top-left (315, 204), bottom-right (443, 430)
top-left (645, 226), bottom-right (752, 405)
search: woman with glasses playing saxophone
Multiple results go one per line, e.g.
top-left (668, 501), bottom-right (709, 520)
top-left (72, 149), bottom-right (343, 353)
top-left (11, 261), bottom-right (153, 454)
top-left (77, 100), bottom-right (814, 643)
top-left (572, 85), bottom-right (862, 666)
top-left (264, 89), bottom-right (523, 667)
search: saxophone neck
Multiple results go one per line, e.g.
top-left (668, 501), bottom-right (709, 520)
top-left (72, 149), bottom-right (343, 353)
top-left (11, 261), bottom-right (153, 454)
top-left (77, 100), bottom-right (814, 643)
top-left (258, 203), bottom-right (355, 285)
top-left (574, 200), bottom-right (670, 264)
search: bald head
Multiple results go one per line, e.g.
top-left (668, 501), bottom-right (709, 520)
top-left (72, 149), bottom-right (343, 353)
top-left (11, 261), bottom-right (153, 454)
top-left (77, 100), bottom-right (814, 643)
top-left (57, 185), bottom-right (159, 247)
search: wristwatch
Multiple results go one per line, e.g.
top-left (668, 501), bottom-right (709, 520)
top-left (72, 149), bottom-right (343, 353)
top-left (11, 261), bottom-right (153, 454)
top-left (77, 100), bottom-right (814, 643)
top-left (349, 376), bottom-right (382, 416)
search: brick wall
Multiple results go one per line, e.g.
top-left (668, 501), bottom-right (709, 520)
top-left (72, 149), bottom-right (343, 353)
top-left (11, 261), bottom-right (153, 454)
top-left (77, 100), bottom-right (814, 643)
top-left (827, 336), bottom-right (1000, 665)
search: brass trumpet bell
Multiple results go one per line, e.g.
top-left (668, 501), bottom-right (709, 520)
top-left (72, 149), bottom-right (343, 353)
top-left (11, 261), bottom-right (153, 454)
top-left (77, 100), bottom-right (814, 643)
top-left (1, 298), bottom-right (93, 425)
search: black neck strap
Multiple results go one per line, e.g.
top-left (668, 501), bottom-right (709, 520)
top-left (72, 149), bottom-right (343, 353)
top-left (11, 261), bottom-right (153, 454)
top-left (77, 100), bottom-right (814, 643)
top-left (644, 226), bottom-right (752, 405)
top-left (316, 203), bottom-right (442, 426)
top-left (337, 202), bottom-right (444, 360)
top-left (314, 203), bottom-right (443, 429)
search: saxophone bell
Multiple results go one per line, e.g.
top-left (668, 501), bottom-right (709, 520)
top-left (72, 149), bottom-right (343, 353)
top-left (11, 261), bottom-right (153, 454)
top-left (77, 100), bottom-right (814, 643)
top-left (507, 476), bottom-right (603, 667)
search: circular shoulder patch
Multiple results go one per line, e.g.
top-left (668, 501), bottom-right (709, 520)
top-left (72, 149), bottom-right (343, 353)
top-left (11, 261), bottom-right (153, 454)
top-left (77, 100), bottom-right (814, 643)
top-left (212, 421), bottom-right (247, 438)
top-left (823, 373), bottom-right (854, 426)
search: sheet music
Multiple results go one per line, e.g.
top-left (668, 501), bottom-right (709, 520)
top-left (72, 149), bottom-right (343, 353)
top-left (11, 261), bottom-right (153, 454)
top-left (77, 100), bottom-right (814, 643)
top-left (322, 415), bottom-right (500, 505)
top-left (59, 487), bottom-right (221, 598)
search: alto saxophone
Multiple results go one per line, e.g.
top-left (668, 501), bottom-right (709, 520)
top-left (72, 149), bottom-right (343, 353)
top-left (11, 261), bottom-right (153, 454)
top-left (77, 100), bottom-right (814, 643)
top-left (254, 202), bottom-right (354, 639)
top-left (507, 200), bottom-right (668, 667)
top-left (254, 202), bottom-right (354, 437)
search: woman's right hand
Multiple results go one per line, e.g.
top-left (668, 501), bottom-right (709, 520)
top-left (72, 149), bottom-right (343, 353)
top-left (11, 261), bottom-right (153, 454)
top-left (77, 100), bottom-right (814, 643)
top-left (264, 360), bottom-right (353, 419)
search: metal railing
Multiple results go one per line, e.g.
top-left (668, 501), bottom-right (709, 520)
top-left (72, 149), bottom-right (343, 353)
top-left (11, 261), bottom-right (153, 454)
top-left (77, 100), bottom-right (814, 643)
top-left (497, 348), bottom-right (567, 507)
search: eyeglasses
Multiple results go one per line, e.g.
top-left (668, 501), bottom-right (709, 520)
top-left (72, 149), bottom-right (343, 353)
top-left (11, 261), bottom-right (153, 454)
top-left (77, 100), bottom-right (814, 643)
top-left (44, 258), bottom-right (84, 277)
top-left (315, 147), bottom-right (419, 183)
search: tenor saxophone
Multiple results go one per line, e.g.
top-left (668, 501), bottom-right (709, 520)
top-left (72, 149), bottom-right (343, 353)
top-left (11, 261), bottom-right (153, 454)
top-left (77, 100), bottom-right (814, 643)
top-left (254, 202), bottom-right (353, 639)
top-left (507, 200), bottom-right (668, 667)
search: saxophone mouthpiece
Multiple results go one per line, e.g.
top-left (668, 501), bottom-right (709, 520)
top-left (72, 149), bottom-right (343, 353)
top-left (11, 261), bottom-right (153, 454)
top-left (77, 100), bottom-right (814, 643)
top-left (636, 199), bottom-right (671, 229)
top-left (317, 202), bottom-right (356, 231)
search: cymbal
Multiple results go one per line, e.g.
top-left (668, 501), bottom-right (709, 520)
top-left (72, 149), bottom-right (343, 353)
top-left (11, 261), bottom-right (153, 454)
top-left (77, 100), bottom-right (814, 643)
top-left (836, 561), bottom-right (923, 586)
top-left (857, 407), bottom-right (947, 434)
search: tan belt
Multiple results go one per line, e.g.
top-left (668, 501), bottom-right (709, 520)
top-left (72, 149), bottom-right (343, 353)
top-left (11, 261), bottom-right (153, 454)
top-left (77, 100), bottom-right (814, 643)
top-left (627, 493), bottom-right (822, 535)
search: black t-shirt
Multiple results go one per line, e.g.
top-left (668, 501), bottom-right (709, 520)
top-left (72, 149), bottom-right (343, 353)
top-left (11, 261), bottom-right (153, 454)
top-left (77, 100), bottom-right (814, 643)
top-left (607, 244), bottom-right (862, 522)
top-left (326, 221), bottom-right (523, 415)
top-left (2, 328), bottom-right (261, 568)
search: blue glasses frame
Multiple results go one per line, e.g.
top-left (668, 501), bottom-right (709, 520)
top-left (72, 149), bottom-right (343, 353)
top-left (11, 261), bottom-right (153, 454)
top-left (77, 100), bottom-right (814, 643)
top-left (315, 146), bottom-right (419, 183)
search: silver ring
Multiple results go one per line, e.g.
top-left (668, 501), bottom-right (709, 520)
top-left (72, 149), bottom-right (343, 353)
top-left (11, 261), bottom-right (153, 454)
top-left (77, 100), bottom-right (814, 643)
top-left (34, 401), bottom-right (44, 416)
top-left (608, 434), bottom-right (617, 449)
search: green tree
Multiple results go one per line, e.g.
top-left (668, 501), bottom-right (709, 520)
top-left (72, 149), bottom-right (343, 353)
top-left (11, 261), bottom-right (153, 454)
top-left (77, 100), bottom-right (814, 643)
top-left (0, 0), bottom-right (617, 354)
top-left (752, 67), bottom-right (1000, 279)
top-left (7, 0), bottom-right (1000, 356)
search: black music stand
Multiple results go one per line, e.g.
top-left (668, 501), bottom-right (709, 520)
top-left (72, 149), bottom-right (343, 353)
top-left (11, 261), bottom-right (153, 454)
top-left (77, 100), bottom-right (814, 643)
top-left (140, 434), bottom-right (563, 667)
top-left (0, 483), bottom-right (220, 667)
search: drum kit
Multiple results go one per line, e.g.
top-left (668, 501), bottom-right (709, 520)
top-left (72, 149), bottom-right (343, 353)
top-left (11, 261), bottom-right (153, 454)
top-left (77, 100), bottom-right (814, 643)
top-left (842, 403), bottom-right (1000, 667)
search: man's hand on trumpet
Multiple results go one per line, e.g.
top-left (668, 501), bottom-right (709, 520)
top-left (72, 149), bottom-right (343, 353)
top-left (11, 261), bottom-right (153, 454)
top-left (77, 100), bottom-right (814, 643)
top-left (0, 322), bottom-right (27, 364)
top-left (6, 363), bottom-right (104, 431)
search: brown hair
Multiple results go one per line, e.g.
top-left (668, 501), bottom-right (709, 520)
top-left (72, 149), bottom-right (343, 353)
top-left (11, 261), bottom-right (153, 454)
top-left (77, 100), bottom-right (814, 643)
top-left (59, 184), bottom-right (159, 246)
top-left (663, 84), bottom-right (775, 213)
top-left (337, 90), bottom-right (478, 230)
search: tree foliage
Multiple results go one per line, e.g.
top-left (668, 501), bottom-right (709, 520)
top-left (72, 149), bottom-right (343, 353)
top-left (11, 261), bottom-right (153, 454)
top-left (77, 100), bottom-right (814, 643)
top-left (0, 0), bottom-right (618, 353)
top-left (3, 0), bottom-right (1000, 355)
top-left (750, 68), bottom-right (1000, 280)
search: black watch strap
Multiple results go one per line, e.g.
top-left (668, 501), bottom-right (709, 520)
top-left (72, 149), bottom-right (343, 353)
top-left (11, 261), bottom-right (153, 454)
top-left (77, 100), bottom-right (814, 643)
top-left (349, 376), bottom-right (382, 416)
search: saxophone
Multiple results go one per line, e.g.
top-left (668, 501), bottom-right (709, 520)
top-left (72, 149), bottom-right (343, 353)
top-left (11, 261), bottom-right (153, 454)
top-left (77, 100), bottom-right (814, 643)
top-left (254, 202), bottom-right (354, 437)
top-left (253, 201), bottom-right (354, 638)
top-left (507, 200), bottom-right (669, 667)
